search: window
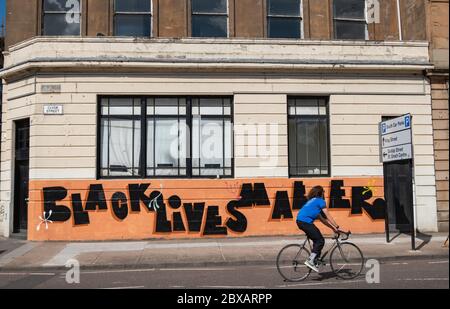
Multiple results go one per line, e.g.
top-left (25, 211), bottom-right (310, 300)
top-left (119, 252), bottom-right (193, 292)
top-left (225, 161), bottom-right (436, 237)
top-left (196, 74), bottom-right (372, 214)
top-left (288, 98), bottom-right (329, 177)
top-left (99, 97), bottom-right (233, 178)
top-left (192, 0), bottom-right (228, 38)
top-left (191, 98), bottom-right (233, 177)
top-left (267, 0), bottom-right (303, 39)
top-left (42, 0), bottom-right (81, 36)
top-left (333, 0), bottom-right (368, 40)
top-left (100, 98), bottom-right (142, 177)
top-left (114, 0), bottom-right (152, 37)
top-left (147, 98), bottom-right (188, 177)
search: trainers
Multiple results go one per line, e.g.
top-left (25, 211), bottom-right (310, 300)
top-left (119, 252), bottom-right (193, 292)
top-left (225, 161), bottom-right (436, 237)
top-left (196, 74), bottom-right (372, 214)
top-left (304, 260), bottom-right (319, 273)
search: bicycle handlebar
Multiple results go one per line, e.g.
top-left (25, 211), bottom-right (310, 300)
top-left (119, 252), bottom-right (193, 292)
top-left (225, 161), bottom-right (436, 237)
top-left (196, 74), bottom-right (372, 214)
top-left (334, 230), bottom-right (351, 241)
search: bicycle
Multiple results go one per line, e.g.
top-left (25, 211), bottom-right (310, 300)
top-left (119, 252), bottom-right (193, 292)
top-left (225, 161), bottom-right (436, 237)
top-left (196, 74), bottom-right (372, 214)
top-left (276, 230), bottom-right (365, 282)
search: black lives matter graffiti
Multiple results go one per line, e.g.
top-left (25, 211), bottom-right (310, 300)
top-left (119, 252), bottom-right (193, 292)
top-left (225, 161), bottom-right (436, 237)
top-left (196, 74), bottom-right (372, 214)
top-left (42, 180), bottom-right (386, 235)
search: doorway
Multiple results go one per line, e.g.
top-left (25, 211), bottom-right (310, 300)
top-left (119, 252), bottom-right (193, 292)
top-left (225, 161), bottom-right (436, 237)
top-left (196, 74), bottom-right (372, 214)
top-left (13, 119), bottom-right (30, 233)
top-left (383, 159), bottom-right (414, 235)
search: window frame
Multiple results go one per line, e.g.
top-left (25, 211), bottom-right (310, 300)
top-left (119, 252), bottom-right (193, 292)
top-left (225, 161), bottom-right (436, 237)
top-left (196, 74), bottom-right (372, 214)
top-left (332, 0), bottom-right (369, 40)
top-left (113, 0), bottom-right (154, 37)
top-left (97, 96), bottom-right (234, 180)
top-left (98, 97), bottom-right (144, 178)
top-left (191, 0), bottom-right (230, 38)
top-left (266, 0), bottom-right (304, 39)
top-left (287, 97), bottom-right (331, 178)
top-left (41, 0), bottom-right (83, 36)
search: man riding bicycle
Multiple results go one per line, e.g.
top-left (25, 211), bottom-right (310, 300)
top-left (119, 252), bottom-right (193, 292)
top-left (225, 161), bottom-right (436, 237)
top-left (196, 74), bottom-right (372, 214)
top-left (296, 185), bottom-right (343, 273)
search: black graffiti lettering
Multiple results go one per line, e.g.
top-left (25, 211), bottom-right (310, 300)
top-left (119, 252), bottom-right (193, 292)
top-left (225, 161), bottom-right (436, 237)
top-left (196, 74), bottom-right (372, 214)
top-left (84, 184), bottom-right (108, 211)
top-left (203, 206), bottom-right (228, 236)
top-left (272, 191), bottom-right (293, 219)
top-left (71, 193), bottom-right (90, 225)
top-left (183, 203), bottom-right (205, 232)
top-left (111, 192), bottom-right (128, 221)
top-left (330, 180), bottom-right (351, 209)
top-left (43, 187), bottom-right (71, 222)
top-left (225, 200), bottom-right (248, 233)
top-left (351, 187), bottom-right (385, 220)
top-left (370, 199), bottom-right (387, 220)
top-left (172, 212), bottom-right (186, 232)
top-left (155, 197), bottom-right (172, 233)
top-left (168, 196), bottom-right (182, 209)
top-left (128, 184), bottom-right (152, 212)
top-left (238, 183), bottom-right (270, 207)
top-left (292, 181), bottom-right (308, 210)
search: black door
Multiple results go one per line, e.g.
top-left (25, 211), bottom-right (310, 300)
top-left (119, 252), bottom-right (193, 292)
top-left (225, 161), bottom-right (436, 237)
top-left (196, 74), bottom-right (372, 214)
top-left (13, 119), bottom-right (30, 233)
top-left (383, 160), bottom-right (414, 234)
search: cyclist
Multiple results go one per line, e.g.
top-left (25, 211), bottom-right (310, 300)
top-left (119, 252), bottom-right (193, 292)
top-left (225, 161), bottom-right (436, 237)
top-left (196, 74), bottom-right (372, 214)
top-left (296, 185), bottom-right (341, 273)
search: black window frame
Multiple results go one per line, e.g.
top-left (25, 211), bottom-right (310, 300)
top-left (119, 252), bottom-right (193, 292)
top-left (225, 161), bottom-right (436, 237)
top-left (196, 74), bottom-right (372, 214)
top-left (332, 0), bottom-right (368, 40)
top-left (98, 97), bottom-right (144, 178)
top-left (191, 0), bottom-right (229, 38)
top-left (41, 0), bottom-right (82, 36)
top-left (97, 96), bottom-right (234, 180)
top-left (267, 0), bottom-right (304, 39)
top-left (113, 0), bottom-right (153, 37)
top-left (287, 97), bottom-right (331, 178)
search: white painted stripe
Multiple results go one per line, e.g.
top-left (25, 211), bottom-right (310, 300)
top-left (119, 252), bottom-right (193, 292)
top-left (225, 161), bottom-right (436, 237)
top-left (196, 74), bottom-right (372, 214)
top-left (398, 278), bottom-right (449, 281)
top-left (0, 243), bottom-right (38, 267)
top-left (0, 272), bottom-right (55, 276)
top-left (277, 280), bottom-right (365, 288)
top-left (199, 286), bottom-right (266, 289)
top-left (82, 268), bottom-right (156, 274)
top-left (159, 268), bottom-right (232, 271)
top-left (428, 261), bottom-right (449, 264)
top-left (102, 286), bottom-right (145, 290)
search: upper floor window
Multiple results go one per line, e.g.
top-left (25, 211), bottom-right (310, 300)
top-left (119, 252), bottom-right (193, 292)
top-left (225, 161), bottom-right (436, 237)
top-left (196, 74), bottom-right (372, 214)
top-left (114, 0), bottom-right (152, 37)
top-left (288, 97), bottom-right (330, 177)
top-left (267, 0), bottom-right (303, 39)
top-left (192, 0), bottom-right (228, 38)
top-left (333, 0), bottom-right (368, 40)
top-left (42, 0), bottom-right (81, 36)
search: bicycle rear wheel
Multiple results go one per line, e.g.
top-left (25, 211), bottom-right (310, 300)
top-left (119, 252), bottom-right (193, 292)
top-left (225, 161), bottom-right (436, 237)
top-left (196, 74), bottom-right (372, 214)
top-left (276, 244), bottom-right (311, 282)
top-left (330, 242), bottom-right (364, 280)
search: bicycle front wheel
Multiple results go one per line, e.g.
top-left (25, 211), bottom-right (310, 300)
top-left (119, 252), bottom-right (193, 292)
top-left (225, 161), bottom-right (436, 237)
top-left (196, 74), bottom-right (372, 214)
top-left (276, 244), bottom-right (311, 282)
top-left (330, 242), bottom-right (365, 280)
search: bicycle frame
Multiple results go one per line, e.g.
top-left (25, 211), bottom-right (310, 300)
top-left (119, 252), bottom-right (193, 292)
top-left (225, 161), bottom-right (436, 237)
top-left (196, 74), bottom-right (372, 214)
top-left (301, 235), bottom-right (346, 265)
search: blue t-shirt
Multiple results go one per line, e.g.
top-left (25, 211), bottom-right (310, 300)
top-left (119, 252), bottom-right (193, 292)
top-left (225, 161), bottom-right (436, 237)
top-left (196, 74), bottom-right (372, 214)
top-left (296, 198), bottom-right (327, 224)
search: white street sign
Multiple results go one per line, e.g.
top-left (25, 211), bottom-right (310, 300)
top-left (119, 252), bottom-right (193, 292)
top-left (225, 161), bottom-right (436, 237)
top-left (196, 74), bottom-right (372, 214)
top-left (44, 105), bottom-right (64, 115)
top-left (380, 114), bottom-right (411, 136)
top-left (380, 114), bottom-right (413, 163)
top-left (381, 144), bottom-right (413, 163)
top-left (381, 129), bottom-right (412, 149)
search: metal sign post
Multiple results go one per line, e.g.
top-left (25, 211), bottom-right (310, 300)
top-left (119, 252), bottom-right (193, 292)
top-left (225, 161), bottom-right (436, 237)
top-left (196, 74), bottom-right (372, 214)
top-left (380, 114), bottom-right (416, 250)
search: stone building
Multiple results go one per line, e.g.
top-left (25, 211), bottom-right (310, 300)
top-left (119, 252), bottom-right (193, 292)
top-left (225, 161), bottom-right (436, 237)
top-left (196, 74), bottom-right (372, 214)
top-left (0, 0), bottom-right (442, 241)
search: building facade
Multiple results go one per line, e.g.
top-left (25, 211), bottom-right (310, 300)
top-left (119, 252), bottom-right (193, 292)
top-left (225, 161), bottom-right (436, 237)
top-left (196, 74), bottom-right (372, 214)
top-left (0, 0), bottom-right (442, 241)
top-left (427, 0), bottom-right (449, 232)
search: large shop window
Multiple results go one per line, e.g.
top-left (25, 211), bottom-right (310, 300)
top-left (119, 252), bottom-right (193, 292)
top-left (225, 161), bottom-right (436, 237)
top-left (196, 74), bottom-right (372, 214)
top-left (114, 0), bottom-right (152, 37)
top-left (42, 0), bottom-right (81, 36)
top-left (192, 0), bottom-right (228, 38)
top-left (99, 97), bottom-right (233, 179)
top-left (267, 0), bottom-right (303, 39)
top-left (333, 0), bottom-right (368, 40)
top-left (288, 98), bottom-right (330, 177)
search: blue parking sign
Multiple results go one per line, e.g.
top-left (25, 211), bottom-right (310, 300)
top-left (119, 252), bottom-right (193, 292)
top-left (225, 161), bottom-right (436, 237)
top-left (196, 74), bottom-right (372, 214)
top-left (405, 115), bottom-right (411, 128)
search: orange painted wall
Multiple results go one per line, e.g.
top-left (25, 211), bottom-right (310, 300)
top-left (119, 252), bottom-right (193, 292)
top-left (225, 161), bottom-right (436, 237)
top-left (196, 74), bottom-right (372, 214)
top-left (28, 177), bottom-right (386, 241)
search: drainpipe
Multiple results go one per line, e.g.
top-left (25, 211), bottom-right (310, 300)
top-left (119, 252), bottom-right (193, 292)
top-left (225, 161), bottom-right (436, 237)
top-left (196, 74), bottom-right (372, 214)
top-left (396, 0), bottom-right (403, 41)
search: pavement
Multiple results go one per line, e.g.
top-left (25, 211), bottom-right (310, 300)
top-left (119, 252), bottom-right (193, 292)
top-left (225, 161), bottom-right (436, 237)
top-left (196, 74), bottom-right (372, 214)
top-left (0, 233), bottom-right (448, 272)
